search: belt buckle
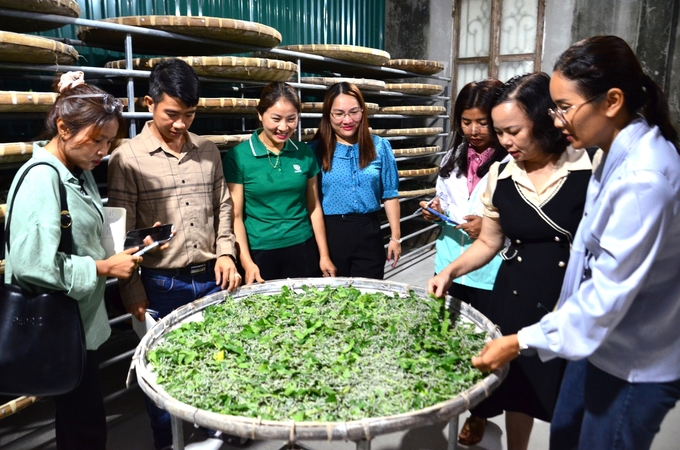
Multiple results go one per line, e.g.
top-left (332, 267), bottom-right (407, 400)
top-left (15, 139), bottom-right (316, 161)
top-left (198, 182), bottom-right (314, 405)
top-left (190, 263), bottom-right (207, 275)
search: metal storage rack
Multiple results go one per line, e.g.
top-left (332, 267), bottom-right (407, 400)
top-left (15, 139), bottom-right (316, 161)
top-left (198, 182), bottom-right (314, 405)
top-left (0, 6), bottom-right (456, 449)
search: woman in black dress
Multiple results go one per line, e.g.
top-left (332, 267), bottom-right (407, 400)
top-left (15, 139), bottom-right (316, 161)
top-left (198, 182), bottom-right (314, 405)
top-left (428, 72), bottom-right (598, 450)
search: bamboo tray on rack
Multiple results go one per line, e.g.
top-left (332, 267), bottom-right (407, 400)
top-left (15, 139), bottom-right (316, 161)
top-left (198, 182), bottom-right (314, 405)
top-left (78, 15), bottom-right (282, 55)
top-left (301, 77), bottom-right (386, 91)
top-left (0, 31), bottom-right (78, 64)
top-left (383, 59), bottom-right (445, 75)
top-left (379, 105), bottom-right (447, 116)
top-left (195, 98), bottom-right (259, 114)
top-left (398, 180), bottom-right (436, 198)
top-left (0, 0), bottom-right (81, 32)
top-left (0, 91), bottom-right (58, 112)
top-left (301, 102), bottom-right (380, 114)
top-left (281, 44), bottom-right (390, 66)
top-left (0, 142), bottom-right (32, 164)
top-left (202, 135), bottom-right (250, 148)
top-left (384, 83), bottom-right (444, 96)
top-left (372, 127), bottom-right (444, 137)
top-left (393, 146), bottom-right (441, 157)
top-left (398, 163), bottom-right (439, 178)
top-left (106, 57), bottom-right (297, 82)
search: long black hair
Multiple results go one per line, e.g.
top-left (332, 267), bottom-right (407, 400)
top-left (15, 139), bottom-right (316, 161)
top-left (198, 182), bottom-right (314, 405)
top-left (492, 72), bottom-right (569, 155)
top-left (554, 35), bottom-right (679, 153)
top-left (440, 79), bottom-right (507, 179)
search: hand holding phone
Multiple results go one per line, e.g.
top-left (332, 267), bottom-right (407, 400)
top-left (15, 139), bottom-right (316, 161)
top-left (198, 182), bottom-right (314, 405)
top-left (124, 224), bottom-right (174, 249)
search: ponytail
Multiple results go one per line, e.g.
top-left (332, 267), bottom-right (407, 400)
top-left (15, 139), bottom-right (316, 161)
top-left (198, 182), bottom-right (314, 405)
top-left (641, 75), bottom-right (680, 153)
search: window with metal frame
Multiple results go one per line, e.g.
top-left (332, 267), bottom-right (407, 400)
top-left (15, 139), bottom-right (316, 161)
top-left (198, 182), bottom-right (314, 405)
top-left (452, 0), bottom-right (545, 93)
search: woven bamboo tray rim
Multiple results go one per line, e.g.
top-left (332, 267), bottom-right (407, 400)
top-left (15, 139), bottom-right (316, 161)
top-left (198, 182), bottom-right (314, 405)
top-left (398, 165), bottom-right (439, 177)
top-left (301, 77), bottom-right (386, 91)
top-left (202, 134), bottom-right (250, 148)
top-left (0, 91), bottom-right (58, 112)
top-left (393, 146), bottom-right (441, 156)
top-left (0, 0), bottom-right (80, 32)
top-left (384, 59), bottom-right (445, 75)
top-left (77, 15), bottom-right (281, 48)
top-left (398, 186), bottom-right (436, 197)
top-left (0, 31), bottom-right (78, 64)
top-left (372, 127), bottom-right (444, 137)
top-left (379, 105), bottom-right (446, 116)
top-left (0, 141), bottom-right (33, 164)
top-left (132, 278), bottom-right (507, 442)
top-left (281, 44), bottom-right (390, 66)
top-left (384, 83), bottom-right (444, 96)
top-left (196, 98), bottom-right (259, 113)
top-left (106, 57), bottom-right (297, 82)
top-left (301, 102), bottom-right (379, 114)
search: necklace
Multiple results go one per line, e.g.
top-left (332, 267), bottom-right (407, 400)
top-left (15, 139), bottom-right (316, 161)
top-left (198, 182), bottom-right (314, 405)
top-left (267, 151), bottom-right (281, 169)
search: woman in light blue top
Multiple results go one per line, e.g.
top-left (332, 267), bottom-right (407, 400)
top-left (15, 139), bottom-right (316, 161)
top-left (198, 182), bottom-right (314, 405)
top-left (310, 82), bottom-right (401, 279)
top-left (420, 79), bottom-right (508, 445)
top-left (5, 72), bottom-right (141, 449)
top-left (462, 35), bottom-right (680, 450)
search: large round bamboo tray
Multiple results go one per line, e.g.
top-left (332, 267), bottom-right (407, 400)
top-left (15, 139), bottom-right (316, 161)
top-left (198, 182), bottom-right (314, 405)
top-left (106, 57), bottom-right (297, 82)
top-left (132, 277), bottom-right (506, 443)
top-left (281, 44), bottom-right (390, 66)
top-left (398, 181), bottom-right (436, 198)
top-left (393, 146), bottom-right (441, 157)
top-left (385, 83), bottom-right (444, 96)
top-left (301, 102), bottom-right (379, 115)
top-left (398, 164), bottom-right (439, 178)
top-left (384, 59), bottom-right (445, 76)
top-left (0, 31), bottom-right (78, 64)
top-left (0, 91), bottom-right (58, 113)
top-left (202, 134), bottom-right (250, 148)
top-left (301, 77), bottom-right (386, 91)
top-left (0, 142), bottom-right (32, 164)
top-left (77, 16), bottom-right (281, 56)
top-left (372, 127), bottom-right (444, 137)
top-left (379, 105), bottom-right (446, 116)
top-left (0, 0), bottom-right (80, 32)
top-left (196, 98), bottom-right (259, 114)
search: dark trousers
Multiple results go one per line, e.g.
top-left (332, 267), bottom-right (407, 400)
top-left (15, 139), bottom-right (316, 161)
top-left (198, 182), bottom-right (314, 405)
top-left (250, 236), bottom-right (322, 281)
top-left (324, 212), bottom-right (385, 279)
top-left (551, 359), bottom-right (680, 450)
top-left (54, 350), bottom-right (106, 450)
top-left (140, 264), bottom-right (223, 450)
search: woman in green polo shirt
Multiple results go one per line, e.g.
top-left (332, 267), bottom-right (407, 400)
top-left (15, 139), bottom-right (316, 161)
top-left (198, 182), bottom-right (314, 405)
top-left (223, 82), bottom-right (336, 283)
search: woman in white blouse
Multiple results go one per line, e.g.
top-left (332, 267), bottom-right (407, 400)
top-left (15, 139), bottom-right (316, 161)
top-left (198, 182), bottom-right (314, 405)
top-left (465, 35), bottom-right (680, 450)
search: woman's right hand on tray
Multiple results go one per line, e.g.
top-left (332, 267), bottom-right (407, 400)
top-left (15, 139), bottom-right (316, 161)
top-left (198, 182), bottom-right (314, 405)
top-left (427, 271), bottom-right (452, 298)
top-left (244, 261), bottom-right (265, 284)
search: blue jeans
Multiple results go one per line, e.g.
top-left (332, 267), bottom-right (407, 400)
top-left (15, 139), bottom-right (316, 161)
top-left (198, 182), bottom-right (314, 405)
top-left (141, 266), bottom-right (223, 450)
top-left (551, 359), bottom-right (680, 450)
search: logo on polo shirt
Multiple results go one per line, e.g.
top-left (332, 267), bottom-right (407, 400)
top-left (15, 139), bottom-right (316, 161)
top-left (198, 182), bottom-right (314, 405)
top-left (293, 164), bottom-right (302, 173)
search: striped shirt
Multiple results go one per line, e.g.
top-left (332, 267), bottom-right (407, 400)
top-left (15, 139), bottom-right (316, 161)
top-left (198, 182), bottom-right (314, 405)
top-left (107, 121), bottom-right (235, 306)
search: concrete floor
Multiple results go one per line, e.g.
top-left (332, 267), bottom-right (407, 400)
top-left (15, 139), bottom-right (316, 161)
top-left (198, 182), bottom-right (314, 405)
top-left (1, 253), bottom-right (679, 449)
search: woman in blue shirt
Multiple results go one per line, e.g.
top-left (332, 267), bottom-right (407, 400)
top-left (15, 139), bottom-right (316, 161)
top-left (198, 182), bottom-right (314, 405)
top-left (310, 82), bottom-right (401, 279)
top-left (462, 35), bottom-right (680, 450)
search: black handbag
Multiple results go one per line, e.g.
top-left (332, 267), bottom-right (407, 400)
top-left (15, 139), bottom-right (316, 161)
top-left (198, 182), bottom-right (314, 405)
top-left (0, 162), bottom-right (87, 396)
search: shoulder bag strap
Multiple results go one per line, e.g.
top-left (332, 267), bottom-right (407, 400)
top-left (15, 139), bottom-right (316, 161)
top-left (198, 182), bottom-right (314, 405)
top-left (4, 162), bottom-right (73, 257)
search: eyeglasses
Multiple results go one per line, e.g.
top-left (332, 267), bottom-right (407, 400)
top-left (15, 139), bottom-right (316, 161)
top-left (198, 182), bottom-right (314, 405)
top-left (330, 108), bottom-right (363, 121)
top-left (548, 94), bottom-right (602, 126)
top-left (62, 94), bottom-right (124, 114)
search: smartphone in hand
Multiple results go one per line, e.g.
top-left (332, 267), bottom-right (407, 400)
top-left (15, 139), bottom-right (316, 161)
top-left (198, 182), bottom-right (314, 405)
top-left (124, 224), bottom-right (174, 249)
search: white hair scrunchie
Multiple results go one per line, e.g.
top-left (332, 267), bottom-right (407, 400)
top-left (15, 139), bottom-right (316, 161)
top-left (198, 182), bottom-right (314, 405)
top-left (58, 71), bottom-right (85, 92)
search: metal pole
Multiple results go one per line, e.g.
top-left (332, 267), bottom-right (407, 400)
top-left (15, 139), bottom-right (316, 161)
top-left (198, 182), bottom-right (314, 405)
top-left (172, 415), bottom-right (185, 450)
top-left (448, 416), bottom-right (459, 450)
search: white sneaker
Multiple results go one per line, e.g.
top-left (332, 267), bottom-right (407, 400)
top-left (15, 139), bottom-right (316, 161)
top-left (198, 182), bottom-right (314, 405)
top-left (185, 437), bottom-right (224, 450)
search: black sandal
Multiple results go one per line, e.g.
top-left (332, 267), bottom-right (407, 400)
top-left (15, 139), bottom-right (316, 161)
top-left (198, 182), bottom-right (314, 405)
top-left (223, 434), bottom-right (252, 448)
